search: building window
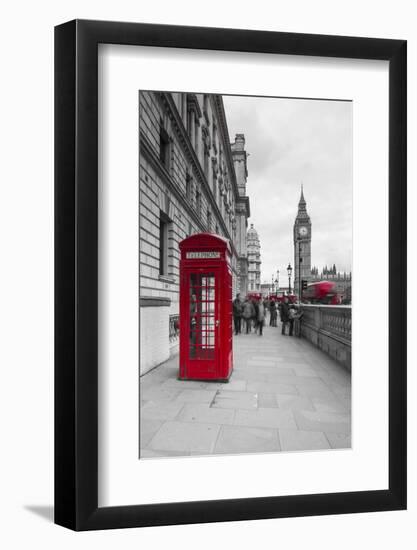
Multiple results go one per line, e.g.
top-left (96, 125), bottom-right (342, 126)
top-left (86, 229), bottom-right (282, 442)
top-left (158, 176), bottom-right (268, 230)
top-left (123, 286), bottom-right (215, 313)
top-left (207, 210), bottom-right (212, 232)
top-left (159, 124), bottom-right (170, 170)
top-left (159, 211), bottom-right (170, 276)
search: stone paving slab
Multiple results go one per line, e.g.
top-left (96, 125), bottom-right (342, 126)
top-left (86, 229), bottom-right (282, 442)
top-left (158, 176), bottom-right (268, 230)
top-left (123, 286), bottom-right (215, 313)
top-left (177, 403), bottom-right (235, 425)
top-left (141, 386), bottom-right (181, 403)
top-left (242, 361), bottom-right (276, 369)
top-left (336, 395), bottom-right (352, 412)
top-left (246, 381), bottom-right (299, 395)
top-left (293, 410), bottom-right (351, 434)
top-left (141, 401), bottom-right (184, 421)
top-left (296, 385), bottom-right (340, 399)
top-left (311, 396), bottom-right (350, 414)
top-left (289, 366), bottom-right (320, 376)
top-left (160, 378), bottom-right (209, 390)
top-left (214, 425), bottom-right (280, 454)
top-left (275, 356), bottom-right (315, 364)
top-left (212, 390), bottom-right (258, 410)
top-left (275, 394), bottom-right (315, 412)
top-left (232, 368), bottom-right (296, 381)
top-left (279, 429), bottom-right (330, 451)
top-left (148, 420), bottom-right (221, 454)
top-left (258, 393), bottom-right (279, 408)
top-left (251, 374), bottom-right (325, 386)
top-left (325, 432), bottom-right (352, 449)
top-left (221, 380), bottom-right (247, 392)
top-left (234, 407), bottom-right (297, 430)
top-left (327, 383), bottom-right (351, 399)
top-left (140, 418), bottom-right (163, 448)
top-left (175, 389), bottom-right (218, 404)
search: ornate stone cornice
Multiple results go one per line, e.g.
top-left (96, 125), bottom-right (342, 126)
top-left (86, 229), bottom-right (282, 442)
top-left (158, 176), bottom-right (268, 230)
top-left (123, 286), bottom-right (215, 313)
top-left (186, 93), bottom-right (202, 118)
top-left (212, 95), bottom-right (240, 198)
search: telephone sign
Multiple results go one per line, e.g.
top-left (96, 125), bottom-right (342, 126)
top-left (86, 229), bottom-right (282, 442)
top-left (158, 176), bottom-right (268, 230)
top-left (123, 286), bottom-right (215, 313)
top-left (186, 251), bottom-right (221, 259)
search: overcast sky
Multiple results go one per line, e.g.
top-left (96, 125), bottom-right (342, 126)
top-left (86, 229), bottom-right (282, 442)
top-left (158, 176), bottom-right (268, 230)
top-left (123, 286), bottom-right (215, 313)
top-left (223, 95), bottom-right (353, 286)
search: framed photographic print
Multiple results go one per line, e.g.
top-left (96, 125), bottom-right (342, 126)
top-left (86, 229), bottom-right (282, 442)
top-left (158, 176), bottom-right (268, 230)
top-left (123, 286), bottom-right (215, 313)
top-left (55, 20), bottom-right (406, 530)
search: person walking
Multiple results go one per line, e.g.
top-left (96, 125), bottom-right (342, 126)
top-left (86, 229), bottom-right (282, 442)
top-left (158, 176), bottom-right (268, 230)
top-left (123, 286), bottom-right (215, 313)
top-left (294, 305), bottom-right (304, 337)
top-left (256, 298), bottom-right (265, 336)
top-left (242, 296), bottom-right (255, 334)
top-left (253, 298), bottom-right (259, 334)
top-left (251, 298), bottom-right (258, 333)
top-left (232, 293), bottom-right (243, 335)
top-left (288, 305), bottom-right (296, 336)
top-left (263, 298), bottom-right (269, 325)
top-left (269, 300), bottom-right (277, 327)
top-left (280, 297), bottom-right (290, 335)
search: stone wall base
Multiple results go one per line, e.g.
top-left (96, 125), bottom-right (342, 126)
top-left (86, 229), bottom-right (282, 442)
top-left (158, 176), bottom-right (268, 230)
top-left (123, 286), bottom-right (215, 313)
top-left (301, 323), bottom-right (351, 371)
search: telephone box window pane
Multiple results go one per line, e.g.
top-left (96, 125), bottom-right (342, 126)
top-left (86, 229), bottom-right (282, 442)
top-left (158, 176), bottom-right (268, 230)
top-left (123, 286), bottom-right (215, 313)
top-left (189, 272), bottom-right (216, 359)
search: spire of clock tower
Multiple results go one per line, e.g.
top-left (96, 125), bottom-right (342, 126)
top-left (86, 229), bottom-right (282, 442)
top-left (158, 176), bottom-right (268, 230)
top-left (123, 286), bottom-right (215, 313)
top-left (299, 184), bottom-right (306, 210)
top-left (296, 184), bottom-right (310, 221)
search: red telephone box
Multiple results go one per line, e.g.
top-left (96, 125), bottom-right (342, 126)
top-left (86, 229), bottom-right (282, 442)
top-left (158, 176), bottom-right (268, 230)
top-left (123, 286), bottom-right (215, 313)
top-left (179, 233), bottom-right (233, 381)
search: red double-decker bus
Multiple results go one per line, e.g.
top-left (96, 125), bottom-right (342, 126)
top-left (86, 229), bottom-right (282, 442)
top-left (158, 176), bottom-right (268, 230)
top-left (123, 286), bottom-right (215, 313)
top-left (302, 281), bottom-right (341, 304)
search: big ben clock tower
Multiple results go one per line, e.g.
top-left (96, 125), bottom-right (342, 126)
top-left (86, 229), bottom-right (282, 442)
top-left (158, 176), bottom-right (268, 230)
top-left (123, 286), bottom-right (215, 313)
top-left (294, 186), bottom-right (312, 295)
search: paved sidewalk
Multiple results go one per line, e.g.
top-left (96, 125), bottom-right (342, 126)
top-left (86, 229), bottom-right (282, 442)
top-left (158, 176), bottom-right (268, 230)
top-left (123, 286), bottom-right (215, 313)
top-left (140, 324), bottom-right (351, 458)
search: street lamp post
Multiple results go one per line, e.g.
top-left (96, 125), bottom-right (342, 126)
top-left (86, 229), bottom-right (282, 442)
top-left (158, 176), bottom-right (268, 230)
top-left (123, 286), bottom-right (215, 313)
top-left (287, 263), bottom-right (292, 295)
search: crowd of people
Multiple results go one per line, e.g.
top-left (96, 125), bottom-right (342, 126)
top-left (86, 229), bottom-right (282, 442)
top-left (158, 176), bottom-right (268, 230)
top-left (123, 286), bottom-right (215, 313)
top-left (232, 293), bottom-right (303, 337)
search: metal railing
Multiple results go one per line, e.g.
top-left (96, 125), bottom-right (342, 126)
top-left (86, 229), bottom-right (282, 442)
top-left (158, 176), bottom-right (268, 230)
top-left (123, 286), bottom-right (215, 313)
top-left (169, 314), bottom-right (180, 343)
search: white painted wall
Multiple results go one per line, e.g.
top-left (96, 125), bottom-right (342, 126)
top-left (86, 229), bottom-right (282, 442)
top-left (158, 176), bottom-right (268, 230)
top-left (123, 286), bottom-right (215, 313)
top-left (0, 0), bottom-right (415, 548)
top-left (140, 306), bottom-right (170, 375)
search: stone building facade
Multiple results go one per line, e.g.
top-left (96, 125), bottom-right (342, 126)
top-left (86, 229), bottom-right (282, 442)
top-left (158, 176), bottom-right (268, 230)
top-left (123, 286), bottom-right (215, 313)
top-left (247, 223), bottom-right (262, 292)
top-left (294, 186), bottom-right (312, 295)
top-left (139, 91), bottom-right (250, 375)
top-left (231, 134), bottom-right (250, 297)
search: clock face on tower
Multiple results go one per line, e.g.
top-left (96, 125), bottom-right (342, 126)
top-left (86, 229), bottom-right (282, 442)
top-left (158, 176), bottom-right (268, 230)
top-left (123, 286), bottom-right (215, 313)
top-left (298, 226), bottom-right (308, 237)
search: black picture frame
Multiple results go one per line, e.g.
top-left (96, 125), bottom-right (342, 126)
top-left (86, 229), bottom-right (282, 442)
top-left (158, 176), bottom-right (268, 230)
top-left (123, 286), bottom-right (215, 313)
top-left (55, 19), bottom-right (407, 531)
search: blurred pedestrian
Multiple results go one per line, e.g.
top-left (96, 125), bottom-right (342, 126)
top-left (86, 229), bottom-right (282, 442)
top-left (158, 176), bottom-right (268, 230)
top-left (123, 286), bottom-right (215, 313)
top-left (288, 305), bottom-right (296, 336)
top-left (280, 297), bottom-right (290, 335)
top-left (242, 296), bottom-right (255, 334)
top-left (269, 300), bottom-right (277, 327)
top-left (256, 298), bottom-right (265, 336)
top-left (232, 293), bottom-right (243, 335)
